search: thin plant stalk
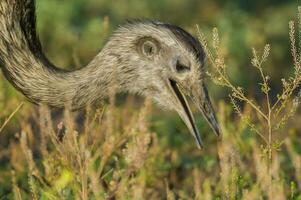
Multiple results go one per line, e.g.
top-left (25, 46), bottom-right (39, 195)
top-left (0, 102), bottom-right (24, 134)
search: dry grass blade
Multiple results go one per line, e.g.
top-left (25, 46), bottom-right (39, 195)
top-left (0, 102), bottom-right (24, 134)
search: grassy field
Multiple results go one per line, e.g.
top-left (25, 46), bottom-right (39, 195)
top-left (1, 1), bottom-right (301, 199)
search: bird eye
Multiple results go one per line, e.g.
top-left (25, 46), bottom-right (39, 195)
top-left (142, 41), bottom-right (157, 57)
top-left (176, 60), bottom-right (190, 73)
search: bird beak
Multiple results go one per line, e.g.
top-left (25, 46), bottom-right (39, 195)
top-left (169, 79), bottom-right (204, 149)
top-left (192, 84), bottom-right (221, 139)
top-left (169, 79), bottom-right (221, 149)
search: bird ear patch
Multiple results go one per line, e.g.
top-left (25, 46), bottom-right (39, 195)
top-left (136, 36), bottom-right (160, 58)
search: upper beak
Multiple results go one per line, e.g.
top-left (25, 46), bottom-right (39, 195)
top-left (192, 84), bottom-right (221, 138)
top-left (169, 79), bottom-right (221, 149)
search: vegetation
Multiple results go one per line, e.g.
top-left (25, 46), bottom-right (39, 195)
top-left (0, 0), bottom-right (301, 199)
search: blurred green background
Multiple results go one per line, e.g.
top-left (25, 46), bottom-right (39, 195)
top-left (36, 0), bottom-right (299, 101)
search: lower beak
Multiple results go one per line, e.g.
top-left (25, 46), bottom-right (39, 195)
top-left (169, 79), bottom-right (203, 149)
top-left (169, 79), bottom-right (221, 149)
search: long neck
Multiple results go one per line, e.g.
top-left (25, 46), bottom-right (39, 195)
top-left (1, 51), bottom-right (125, 109)
top-left (0, 0), bottom-right (128, 109)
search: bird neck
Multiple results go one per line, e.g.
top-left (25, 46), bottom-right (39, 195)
top-left (0, 0), bottom-right (137, 109)
top-left (65, 50), bottom-right (133, 109)
top-left (1, 44), bottom-right (130, 109)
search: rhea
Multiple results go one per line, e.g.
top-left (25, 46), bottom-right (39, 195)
top-left (0, 0), bottom-right (221, 148)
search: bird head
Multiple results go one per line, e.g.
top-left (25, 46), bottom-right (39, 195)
top-left (107, 21), bottom-right (221, 148)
